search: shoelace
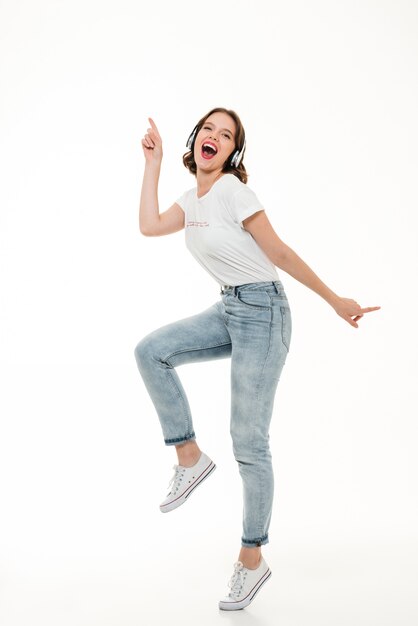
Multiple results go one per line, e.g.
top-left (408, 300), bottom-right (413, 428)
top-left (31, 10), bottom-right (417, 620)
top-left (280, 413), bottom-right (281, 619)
top-left (227, 561), bottom-right (247, 597)
top-left (166, 464), bottom-right (185, 495)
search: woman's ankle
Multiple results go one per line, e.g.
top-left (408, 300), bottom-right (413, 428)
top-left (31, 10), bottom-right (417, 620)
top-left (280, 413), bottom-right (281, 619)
top-left (175, 440), bottom-right (201, 467)
top-left (238, 546), bottom-right (262, 569)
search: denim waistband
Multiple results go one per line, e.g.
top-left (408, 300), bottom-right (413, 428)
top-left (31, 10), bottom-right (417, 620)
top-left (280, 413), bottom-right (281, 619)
top-left (220, 280), bottom-right (283, 296)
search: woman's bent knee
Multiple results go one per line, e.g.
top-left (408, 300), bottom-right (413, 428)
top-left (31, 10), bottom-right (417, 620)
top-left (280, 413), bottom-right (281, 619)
top-left (134, 336), bottom-right (154, 368)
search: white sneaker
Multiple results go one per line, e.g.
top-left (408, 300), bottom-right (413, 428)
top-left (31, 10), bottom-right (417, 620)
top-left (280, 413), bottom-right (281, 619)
top-left (219, 557), bottom-right (272, 610)
top-left (159, 452), bottom-right (216, 513)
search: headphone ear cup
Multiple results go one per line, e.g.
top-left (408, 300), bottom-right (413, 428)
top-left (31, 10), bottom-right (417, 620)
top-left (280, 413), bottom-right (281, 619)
top-left (229, 150), bottom-right (239, 167)
top-left (186, 125), bottom-right (198, 150)
top-left (231, 139), bottom-right (246, 168)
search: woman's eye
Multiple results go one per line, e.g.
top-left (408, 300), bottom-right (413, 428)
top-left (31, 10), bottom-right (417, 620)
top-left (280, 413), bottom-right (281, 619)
top-left (203, 126), bottom-right (230, 139)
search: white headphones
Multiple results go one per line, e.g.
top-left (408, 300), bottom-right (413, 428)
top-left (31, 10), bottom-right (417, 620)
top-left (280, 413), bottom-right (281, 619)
top-left (186, 123), bottom-right (246, 168)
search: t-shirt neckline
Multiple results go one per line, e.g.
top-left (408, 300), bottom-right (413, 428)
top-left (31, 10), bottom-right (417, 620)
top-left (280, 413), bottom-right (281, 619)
top-left (196, 173), bottom-right (230, 201)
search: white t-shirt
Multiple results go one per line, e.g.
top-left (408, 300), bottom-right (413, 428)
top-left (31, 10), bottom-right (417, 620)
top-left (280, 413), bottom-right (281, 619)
top-left (175, 173), bottom-right (279, 287)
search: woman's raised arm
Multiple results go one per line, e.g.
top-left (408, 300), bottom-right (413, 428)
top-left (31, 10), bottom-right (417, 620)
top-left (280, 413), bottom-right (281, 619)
top-left (139, 117), bottom-right (163, 235)
top-left (139, 117), bottom-right (185, 236)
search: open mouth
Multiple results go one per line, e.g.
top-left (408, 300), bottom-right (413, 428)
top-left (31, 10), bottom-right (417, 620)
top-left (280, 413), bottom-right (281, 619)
top-left (201, 142), bottom-right (218, 160)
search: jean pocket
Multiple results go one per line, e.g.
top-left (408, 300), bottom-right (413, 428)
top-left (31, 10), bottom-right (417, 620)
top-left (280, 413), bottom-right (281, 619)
top-left (280, 305), bottom-right (292, 352)
top-left (236, 289), bottom-right (271, 310)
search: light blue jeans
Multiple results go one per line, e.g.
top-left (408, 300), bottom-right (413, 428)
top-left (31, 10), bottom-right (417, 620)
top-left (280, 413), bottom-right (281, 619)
top-left (134, 280), bottom-right (292, 548)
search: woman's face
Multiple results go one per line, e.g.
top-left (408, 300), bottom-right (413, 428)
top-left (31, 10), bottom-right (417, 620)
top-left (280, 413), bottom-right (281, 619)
top-left (194, 111), bottom-right (237, 172)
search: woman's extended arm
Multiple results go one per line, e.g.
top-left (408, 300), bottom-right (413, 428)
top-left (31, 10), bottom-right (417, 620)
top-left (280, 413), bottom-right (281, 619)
top-left (139, 117), bottom-right (185, 236)
top-left (139, 117), bottom-right (163, 235)
top-left (140, 161), bottom-right (161, 235)
top-left (242, 210), bottom-right (381, 328)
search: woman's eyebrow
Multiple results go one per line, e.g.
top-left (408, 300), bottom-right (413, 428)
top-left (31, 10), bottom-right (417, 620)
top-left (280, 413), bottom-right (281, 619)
top-left (204, 122), bottom-right (233, 135)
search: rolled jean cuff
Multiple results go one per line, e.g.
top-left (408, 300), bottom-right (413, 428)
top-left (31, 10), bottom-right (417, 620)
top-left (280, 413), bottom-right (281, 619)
top-left (241, 534), bottom-right (269, 548)
top-left (164, 432), bottom-right (196, 446)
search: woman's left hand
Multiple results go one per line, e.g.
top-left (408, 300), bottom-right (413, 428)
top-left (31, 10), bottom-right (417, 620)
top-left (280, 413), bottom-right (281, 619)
top-left (332, 297), bottom-right (381, 328)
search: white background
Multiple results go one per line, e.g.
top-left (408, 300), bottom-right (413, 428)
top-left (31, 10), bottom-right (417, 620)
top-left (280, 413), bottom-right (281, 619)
top-left (0, 0), bottom-right (417, 624)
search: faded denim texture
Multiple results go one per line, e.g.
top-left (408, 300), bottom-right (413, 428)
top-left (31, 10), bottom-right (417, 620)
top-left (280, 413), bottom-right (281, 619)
top-left (134, 280), bottom-right (291, 547)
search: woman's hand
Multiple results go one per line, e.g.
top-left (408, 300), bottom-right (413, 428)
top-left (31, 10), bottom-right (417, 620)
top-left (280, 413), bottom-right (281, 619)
top-left (332, 297), bottom-right (381, 328)
top-left (141, 117), bottom-right (163, 165)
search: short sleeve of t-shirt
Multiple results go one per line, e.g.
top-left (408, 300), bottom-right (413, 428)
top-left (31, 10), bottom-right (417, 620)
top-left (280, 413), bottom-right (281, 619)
top-left (230, 186), bottom-right (264, 228)
top-left (175, 190), bottom-right (188, 211)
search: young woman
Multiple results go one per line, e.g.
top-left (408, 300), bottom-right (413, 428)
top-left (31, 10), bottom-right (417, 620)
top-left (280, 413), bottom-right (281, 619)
top-left (134, 107), bottom-right (380, 610)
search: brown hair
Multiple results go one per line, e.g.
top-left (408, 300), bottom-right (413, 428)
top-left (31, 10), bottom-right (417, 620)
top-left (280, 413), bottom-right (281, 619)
top-left (182, 107), bottom-right (248, 184)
